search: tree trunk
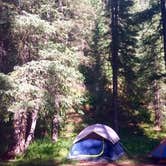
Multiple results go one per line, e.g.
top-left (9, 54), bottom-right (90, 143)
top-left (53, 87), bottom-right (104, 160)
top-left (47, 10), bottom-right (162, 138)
top-left (51, 95), bottom-right (60, 142)
top-left (52, 113), bottom-right (59, 142)
top-left (110, 0), bottom-right (119, 132)
top-left (153, 80), bottom-right (162, 130)
top-left (5, 109), bottom-right (38, 159)
top-left (161, 0), bottom-right (166, 66)
top-left (24, 109), bottom-right (38, 150)
top-left (6, 111), bottom-right (27, 158)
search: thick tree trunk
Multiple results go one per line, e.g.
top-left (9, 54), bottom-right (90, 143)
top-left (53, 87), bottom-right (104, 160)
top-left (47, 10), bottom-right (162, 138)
top-left (161, 0), bottom-right (166, 66)
top-left (110, 0), bottom-right (119, 132)
top-left (12, 111), bottom-right (27, 155)
top-left (153, 80), bottom-right (162, 130)
top-left (6, 109), bottom-right (38, 159)
top-left (6, 111), bottom-right (27, 158)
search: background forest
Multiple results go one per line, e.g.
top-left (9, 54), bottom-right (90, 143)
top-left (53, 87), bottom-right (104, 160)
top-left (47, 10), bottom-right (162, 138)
top-left (0, 0), bottom-right (165, 165)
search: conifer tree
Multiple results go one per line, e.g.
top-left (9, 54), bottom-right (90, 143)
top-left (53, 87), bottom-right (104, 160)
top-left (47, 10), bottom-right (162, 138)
top-left (160, 0), bottom-right (166, 66)
top-left (109, 0), bottom-right (119, 132)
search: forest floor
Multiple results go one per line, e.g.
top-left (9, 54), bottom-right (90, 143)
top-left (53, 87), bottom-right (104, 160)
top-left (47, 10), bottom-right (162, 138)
top-left (64, 161), bottom-right (166, 166)
top-left (0, 160), bottom-right (165, 166)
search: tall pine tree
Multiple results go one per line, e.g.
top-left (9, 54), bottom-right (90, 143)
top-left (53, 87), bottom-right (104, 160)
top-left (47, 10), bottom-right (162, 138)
top-left (109, 0), bottom-right (119, 132)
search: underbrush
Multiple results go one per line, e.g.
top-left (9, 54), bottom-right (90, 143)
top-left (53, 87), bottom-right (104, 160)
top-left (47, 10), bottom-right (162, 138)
top-left (119, 123), bottom-right (166, 163)
top-left (21, 137), bottom-right (73, 161)
top-left (0, 137), bottom-right (75, 166)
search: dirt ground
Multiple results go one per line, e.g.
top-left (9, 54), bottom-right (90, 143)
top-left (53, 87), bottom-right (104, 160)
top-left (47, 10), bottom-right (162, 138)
top-left (65, 161), bottom-right (166, 166)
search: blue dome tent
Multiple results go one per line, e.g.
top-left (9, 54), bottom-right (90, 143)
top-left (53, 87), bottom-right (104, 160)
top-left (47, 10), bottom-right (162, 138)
top-left (150, 139), bottom-right (166, 159)
top-left (68, 124), bottom-right (125, 161)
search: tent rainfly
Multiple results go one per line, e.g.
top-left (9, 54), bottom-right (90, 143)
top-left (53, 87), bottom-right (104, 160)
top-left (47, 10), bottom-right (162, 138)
top-left (68, 124), bottom-right (125, 161)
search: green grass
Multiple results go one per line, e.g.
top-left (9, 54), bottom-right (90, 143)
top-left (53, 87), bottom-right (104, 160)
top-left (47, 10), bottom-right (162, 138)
top-left (119, 123), bottom-right (166, 164)
top-left (23, 137), bottom-right (72, 161)
top-left (0, 137), bottom-right (76, 166)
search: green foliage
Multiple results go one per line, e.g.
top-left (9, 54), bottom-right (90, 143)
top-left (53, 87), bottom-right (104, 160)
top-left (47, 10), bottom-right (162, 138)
top-left (0, 74), bottom-right (13, 156)
top-left (122, 136), bottom-right (159, 157)
top-left (135, 0), bottom-right (166, 128)
top-left (0, 0), bottom-right (98, 142)
top-left (22, 137), bottom-right (72, 161)
top-left (0, 137), bottom-right (74, 165)
top-left (0, 73), bottom-right (12, 90)
top-left (120, 123), bottom-right (166, 158)
top-left (3, 59), bottom-right (87, 126)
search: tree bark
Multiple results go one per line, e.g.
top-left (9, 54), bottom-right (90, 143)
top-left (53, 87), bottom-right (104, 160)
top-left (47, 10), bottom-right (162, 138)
top-left (110, 0), bottom-right (119, 132)
top-left (153, 80), bottom-right (162, 130)
top-left (5, 109), bottom-right (38, 159)
top-left (52, 95), bottom-right (60, 142)
top-left (6, 111), bottom-right (27, 158)
top-left (52, 113), bottom-right (59, 142)
top-left (24, 109), bottom-right (38, 150)
top-left (160, 0), bottom-right (166, 66)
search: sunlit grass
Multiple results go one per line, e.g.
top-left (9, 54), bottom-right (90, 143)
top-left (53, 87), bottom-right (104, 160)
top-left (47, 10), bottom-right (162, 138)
top-left (23, 137), bottom-right (72, 161)
top-left (2, 137), bottom-right (76, 166)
